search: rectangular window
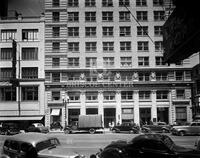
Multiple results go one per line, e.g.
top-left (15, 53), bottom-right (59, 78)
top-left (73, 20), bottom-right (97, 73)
top-left (137, 41), bottom-right (149, 51)
top-left (85, 12), bottom-right (96, 22)
top-left (68, 42), bottom-right (79, 52)
top-left (85, 27), bottom-right (96, 37)
top-left (120, 57), bottom-right (132, 67)
top-left (68, 58), bottom-right (79, 67)
top-left (52, 42), bottom-right (60, 50)
top-left (22, 67), bottom-right (38, 79)
top-left (52, 58), bottom-right (60, 67)
top-left (1, 29), bottom-right (16, 41)
top-left (0, 87), bottom-right (16, 101)
top-left (153, 0), bottom-right (163, 6)
top-left (22, 29), bottom-right (38, 41)
top-left (120, 41), bottom-right (131, 51)
top-left (86, 57), bottom-right (97, 68)
top-left (156, 72), bottom-right (168, 81)
top-left (119, 12), bottom-right (130, 21)
top-left (61, 72), bottom-right (68, 81)
top-left (136, 11), bottom-right (148, 21)
top-left (155, 41), bottom-right (163, 51)
top-left (138, 72), bottom-right (150, 81)
top-left (68, 12), bottom-right (79, 22)
top-left (0, 68), bottom-right (12, 80)
top-left (45, 72), bottom-right (51, 82)
top-left (103, 42), bottom-right (114, 52)
top-left (121, 73), bottom-right (132, 81)
top-left (85, 0), bottom-right (96, 7)
top-left (86, 91), bottom-right (98, 100)
top-left (176, 107), bottom-right (187, 121)
top-left (139, 91), bottom-right (150, 100)
top-left (52, 91), bottom-right (60, 101)
top-left (22, 48), bottom-right (38, 60)
top-left (102, 12), bottom-right (113, 21)
top-left (52, 0), bottom-right (60, 7)
top-left (137, 26), bottom-right (148, 36)
top-left (119, 0), bottom-right (130, 6)
top-left (154, 26), bottom-right (163, 36)
top-left (68, 0), bottom-right (79, 7)
top-left (0, 48), bottom-right (12, 60)
top-left (120, 26), bottom-right (131, 36)
top-left (68, 27), bottom-right (79, 37)
top-left (102, 0), bottom-right (113, 7)
top-left (52, 27), bottom-right (60, 37)
top-left (52, 12), bottom-right (60, 22)
top-left (103, 57), bottom-right (114, 68)
top-left (68, 92), bottom-right (80, 101)
top-left (154, 11), bottom-right (165, 21)
top-left (136, 0), bottom-right (147, 6)
top-left (102, 27), bottom-right (113, 36)
top-left (22, 86), bottom-right (38, 101)
top-left (122, 108), bottom-right (133, 114)
top-left (155, 57), bottom-right (165, 66)
top-left (103, 91), bottom-right (115, 100)
top-left (121, 91), bottom-right (133, 100)
top-left (86, 74), bottom-right (97, 81)
top-left (138, 57), bottom-right (149, 66)
top-left (157, 90), bottom-right (168, 99)
top-left (68, 73), bottom-right (80, 81)
top-left (85, 42), bottom-right (97, 52)
top-left (176, 71), bottom-right (183, 81)
top-left (176, 89), bottom-right (185, 99)
top-left (52, 72), bottom-right (60, 82)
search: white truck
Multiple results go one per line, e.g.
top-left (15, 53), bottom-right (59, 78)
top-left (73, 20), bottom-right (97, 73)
top-left (64, 115), bottom-right (103, 134)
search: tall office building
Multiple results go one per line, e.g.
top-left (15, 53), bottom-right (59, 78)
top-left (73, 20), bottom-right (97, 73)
top-left (44, 0), bottom-right (194, 128)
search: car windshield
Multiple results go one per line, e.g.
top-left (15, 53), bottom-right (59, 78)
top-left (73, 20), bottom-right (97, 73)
top-left (36, 138), bottom-right (60, 152)
top-left (160, 135), bottom-right (175, 150)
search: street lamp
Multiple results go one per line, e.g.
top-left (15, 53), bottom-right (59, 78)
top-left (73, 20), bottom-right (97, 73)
top-left (62, 94), bottom-right (69, 127)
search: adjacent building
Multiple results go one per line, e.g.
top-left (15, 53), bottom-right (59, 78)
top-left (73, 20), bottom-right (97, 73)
top-left (44, 0), bottom-right (194, 128)
top-left (0, 11), bottom-right (45, 128)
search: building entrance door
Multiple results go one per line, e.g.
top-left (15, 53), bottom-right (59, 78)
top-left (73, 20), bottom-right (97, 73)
top-left (140, 108), bottom-right (151, 125)
top-left (157, 107), bottom-right (169, 124)
top-left (104, 108), bottom-right (116, 128)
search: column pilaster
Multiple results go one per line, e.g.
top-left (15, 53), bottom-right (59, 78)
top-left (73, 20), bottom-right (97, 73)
top-left (134, 90), bottom-right (140, 125)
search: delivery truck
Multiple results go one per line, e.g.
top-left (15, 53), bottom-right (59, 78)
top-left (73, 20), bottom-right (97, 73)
top-left (64, 114), bottom-right (103, 134)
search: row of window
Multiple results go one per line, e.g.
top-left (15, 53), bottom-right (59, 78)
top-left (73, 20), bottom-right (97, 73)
top-left (0, 29), bottom-right (38, 41)
top-left (0, 86), bottom-right (38, 101)
top-left (52, 0), bottom-right (164, 8)
top-left (51, 89), bottom-right (186, 101)
top-left (45, 71), bottom-right (191, 82)
top-left (54, 11), bottom-right (165, 23)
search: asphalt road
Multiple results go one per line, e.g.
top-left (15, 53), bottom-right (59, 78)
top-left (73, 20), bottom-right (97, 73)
top-left (0, 132), bottom-right (199, 158)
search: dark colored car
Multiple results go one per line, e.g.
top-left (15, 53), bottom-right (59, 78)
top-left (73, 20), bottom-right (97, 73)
top-left (141, 122), bottom-right (171, 133)
top-left (90, 133), bottom-right (200, 158)
top-left (50, 122), bottom-right (63, 130)
top-left (25, 123), bottom-right (49, 133)
top-left (111, 123), bottom-right (139, 134)
top-left (0, 123), bottom-right (21, 135)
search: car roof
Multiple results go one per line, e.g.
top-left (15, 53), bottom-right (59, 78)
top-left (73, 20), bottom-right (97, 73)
top-left (131, 133), bottom-right (166, 142)
top-left (5, 133), bottom-right (54, 146)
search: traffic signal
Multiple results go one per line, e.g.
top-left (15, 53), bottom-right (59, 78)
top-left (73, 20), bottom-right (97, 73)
top-left (12, 39), bottom-right (17, 79)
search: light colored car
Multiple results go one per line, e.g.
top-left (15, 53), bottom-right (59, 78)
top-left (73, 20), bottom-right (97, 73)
top-left (2, 132), bottom-right (85, 158)
top-left (171, 122), bottom-right (200, 136)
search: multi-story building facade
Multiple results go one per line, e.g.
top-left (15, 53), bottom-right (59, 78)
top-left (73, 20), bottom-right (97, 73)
top-left (0, 12), bottom-right (45, 127)
top-left (45, 0), bottom-right (193, 128)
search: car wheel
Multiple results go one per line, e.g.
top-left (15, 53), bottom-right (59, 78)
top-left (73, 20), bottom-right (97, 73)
top-left (89, 128), bottom-right (95, 134)
top-left (64, 129), bottom-right (71, 134)
top-left (112, 129), bottom-right (117, 133)
top-left (162, 129), bottom-right (167, 133)
top-left (129, 130), bottom-right (134, 134)
top-left (179, 131), bottom-right (185, 136)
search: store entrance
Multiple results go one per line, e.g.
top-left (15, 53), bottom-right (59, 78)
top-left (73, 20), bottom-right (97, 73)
top-left (104, 108), bottom-right (116, 128)
top-left (140, 108), bottom-right (151, 125)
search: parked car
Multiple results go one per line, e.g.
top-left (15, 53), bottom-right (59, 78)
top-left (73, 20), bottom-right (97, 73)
top-left (90, 133), bottom-right (200, 158)
top-left (50, 122), bottom-right (63, 130)
top-left (141, 122), bottom-right (171, 133)
top-left (25, 123), bottom-right (49, 133)
top-left (195, 137), bottom-right (200, 150)
top-left (111, 122), bottom-right (139, 134)
top-left (0, 122), bottom-right (20, 135)
top-left (2, 132), bottom-right (85, 158)
top-left (171, 122), bottom-right (200, 136)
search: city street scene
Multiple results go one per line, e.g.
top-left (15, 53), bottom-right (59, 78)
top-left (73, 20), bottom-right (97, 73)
top-left (1, 0), bottom-right (200, 157)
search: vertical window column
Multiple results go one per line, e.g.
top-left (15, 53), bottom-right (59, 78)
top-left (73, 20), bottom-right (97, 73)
top-left (98, 90), bottom-right (104, 124)
top-left (151, 90), bottom-right (157, 123)
top-left (133, 90), bottom-right (139, 125)
top-left (80, 91), bottom-right (86, 115)
top-left (116, 90), bottom-right (122, 124)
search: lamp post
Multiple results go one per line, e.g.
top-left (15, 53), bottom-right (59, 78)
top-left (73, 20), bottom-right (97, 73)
top-left (62, 94), bottom-right (69, 127)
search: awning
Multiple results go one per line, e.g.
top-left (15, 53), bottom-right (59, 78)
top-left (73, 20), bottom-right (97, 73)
top-left (0, 116), bottom-right (44, 121)
top-left (51, 109), bottom-right (60, 116)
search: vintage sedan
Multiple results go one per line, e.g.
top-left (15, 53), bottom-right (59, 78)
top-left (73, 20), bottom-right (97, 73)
top-left (90, 133), bottom-right (200, 158)
top-left (141, 122), bottom-right (171, 133)
top-left (111, 123), bottom-right (139, 134)
top-left (171, 122), bottom-right (200, 136)
top-left (2, 132), bottom-right (85, 158)
top-left (25, 123), bottom-right (49, 134)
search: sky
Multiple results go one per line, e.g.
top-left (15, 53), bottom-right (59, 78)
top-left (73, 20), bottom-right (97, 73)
top-left (8, 0), bottom-right (44, 16)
